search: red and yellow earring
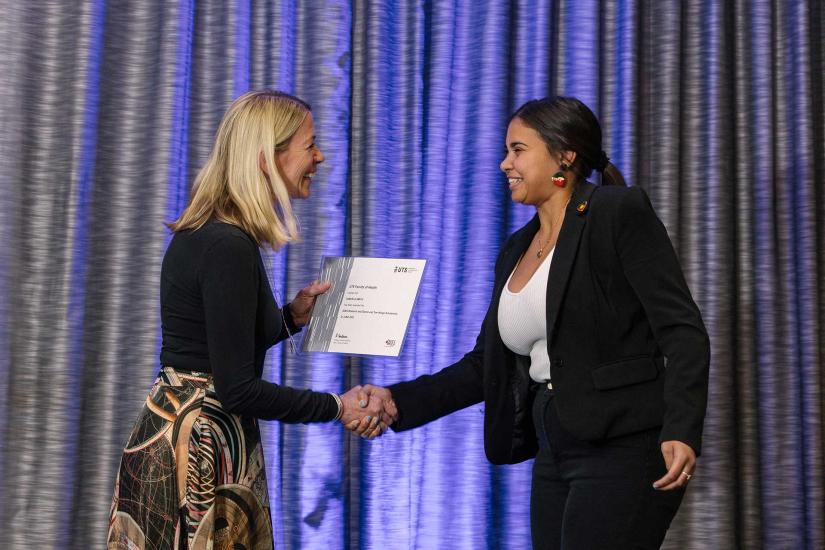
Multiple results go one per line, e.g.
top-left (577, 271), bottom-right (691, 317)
top-left (551, 161), bottom-right (569, 187)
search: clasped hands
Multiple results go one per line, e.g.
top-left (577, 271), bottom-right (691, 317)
top-left (288, 283), bottom-right (396, 439)
top-left (337, 385), bottom-right (396, 439)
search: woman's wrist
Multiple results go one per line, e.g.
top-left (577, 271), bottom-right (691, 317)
top-left (282, 304), bottom-right (302, 331)
top-left (330, 393), bottom-right (343, 421)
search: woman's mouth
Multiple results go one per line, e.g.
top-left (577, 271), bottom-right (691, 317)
top-left (508, 177), bottom-right (523, 190)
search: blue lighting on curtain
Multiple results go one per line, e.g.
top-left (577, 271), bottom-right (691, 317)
top-left (259, 1), bottom-right (299, 544)
top-left (62, 1), bottom-right (107, 546)
top-left (561, 0), bottom-right (599, 106)
top-left (277, 0), bottom-right (296, 92)
top-left (266, 2), bottom-right (356, 548)
top-left (605, 0), bottom-right (636, 183)
top-left (349, 1), bottom-right (539, 547)
top-left (507, 0), bottom-right (551, 235)
top-left (233, 0), bottom-right (251, 96)
top-left (165, 0), bottom-right (195, 232)
top-left (785, 0), bottom-right (817, 545)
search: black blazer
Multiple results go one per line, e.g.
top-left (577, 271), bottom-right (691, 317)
top-left (389, 183), bottom-right (710, 465)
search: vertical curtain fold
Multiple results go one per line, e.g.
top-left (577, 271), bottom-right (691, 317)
top-left (75, 2), bottom-right (188, 548)
top-left (275, 2), bottom-right (352, 547)
top-left (732, 1), bottom-right (768, 544)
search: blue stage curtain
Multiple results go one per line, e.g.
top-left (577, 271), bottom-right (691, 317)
top-left (0, 1), bottom-right (822, 548)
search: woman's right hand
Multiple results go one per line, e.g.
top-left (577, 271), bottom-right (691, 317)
top-left (338, 385), bottom-right (396, 439)
top-left (288, 280), bottom-right (332, 326)
top-left (343, 385), bottom-right (398, 439)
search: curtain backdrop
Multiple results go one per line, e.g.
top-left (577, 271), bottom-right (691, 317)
top-left (1, 1), bottom-right (822, 548)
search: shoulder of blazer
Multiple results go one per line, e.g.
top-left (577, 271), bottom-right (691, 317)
top-left (588, 184), bottom-right (650, 212)
top-left (583, 184), bottom-right (654, 236)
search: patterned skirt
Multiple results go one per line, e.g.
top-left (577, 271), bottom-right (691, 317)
top-left (108, 367), bottom-right (274, 549)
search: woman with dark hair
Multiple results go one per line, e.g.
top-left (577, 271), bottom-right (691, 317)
top-left (359, 97), bottom-right (710, 549)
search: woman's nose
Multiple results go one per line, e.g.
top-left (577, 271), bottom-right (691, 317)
top-left (500, 154), bottom-right (511, 172)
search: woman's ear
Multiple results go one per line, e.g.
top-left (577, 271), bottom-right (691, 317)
top-left (561, 151), bottom-right (577, 167)
top-left (258, 150), bottom-right (272, 176)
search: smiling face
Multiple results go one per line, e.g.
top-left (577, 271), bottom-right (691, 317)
top-left (275, 112), bottom-right (325, 199)
top-left (500, 117), bottom-right (572, 206)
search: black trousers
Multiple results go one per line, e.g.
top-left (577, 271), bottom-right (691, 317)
top-left (530, 385), bottom-right (685, 550)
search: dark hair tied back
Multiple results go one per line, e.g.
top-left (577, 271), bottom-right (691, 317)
top-left (596, 151), bottom-right (610, 172)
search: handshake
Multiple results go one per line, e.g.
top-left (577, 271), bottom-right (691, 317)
top-left (336, 385), bottom-right (397, 439)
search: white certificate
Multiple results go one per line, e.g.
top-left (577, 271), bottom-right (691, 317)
top-left (301, 257), bottom-right (427, 357)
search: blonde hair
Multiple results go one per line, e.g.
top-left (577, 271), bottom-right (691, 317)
top-left (169, 90), bottom-right (311, 249)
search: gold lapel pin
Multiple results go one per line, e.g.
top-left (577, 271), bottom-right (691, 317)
top-left (576, 201), bottom-right (588, 213)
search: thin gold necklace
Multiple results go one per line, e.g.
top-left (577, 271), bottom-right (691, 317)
top-left (536, 236), bottom-right (551, 258)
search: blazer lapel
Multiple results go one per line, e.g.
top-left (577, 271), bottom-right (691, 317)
top-left (493, 215), bottom-right (539, 300)
top-left (546, 183), bottom-right (597, 346)
top-left (483, 216), bottom-right (538, 377)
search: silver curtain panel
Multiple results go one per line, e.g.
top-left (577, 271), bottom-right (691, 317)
top-left (0, 1), bottom-right (822, 548)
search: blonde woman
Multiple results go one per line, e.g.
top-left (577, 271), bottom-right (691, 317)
top-left (108, 91), bottom-right (389, 549)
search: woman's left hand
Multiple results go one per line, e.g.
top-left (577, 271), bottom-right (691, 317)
top-left (288, 280), bottom-right (332, 327)
top-left (653, 440), bottom-right (697, 491)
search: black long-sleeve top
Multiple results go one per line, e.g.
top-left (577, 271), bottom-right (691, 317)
top-left (159, 219), bottom-right (338, 422)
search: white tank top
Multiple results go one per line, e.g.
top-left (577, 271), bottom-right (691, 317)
top-left (497, 249), bottom-right (553, 382)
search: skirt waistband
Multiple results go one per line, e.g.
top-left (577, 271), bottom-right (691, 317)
top-left (160, 365), bottom-right (213, 387)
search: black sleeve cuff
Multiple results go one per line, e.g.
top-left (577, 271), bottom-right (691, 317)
top-left (282, 304), bottom-right (302, 334)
